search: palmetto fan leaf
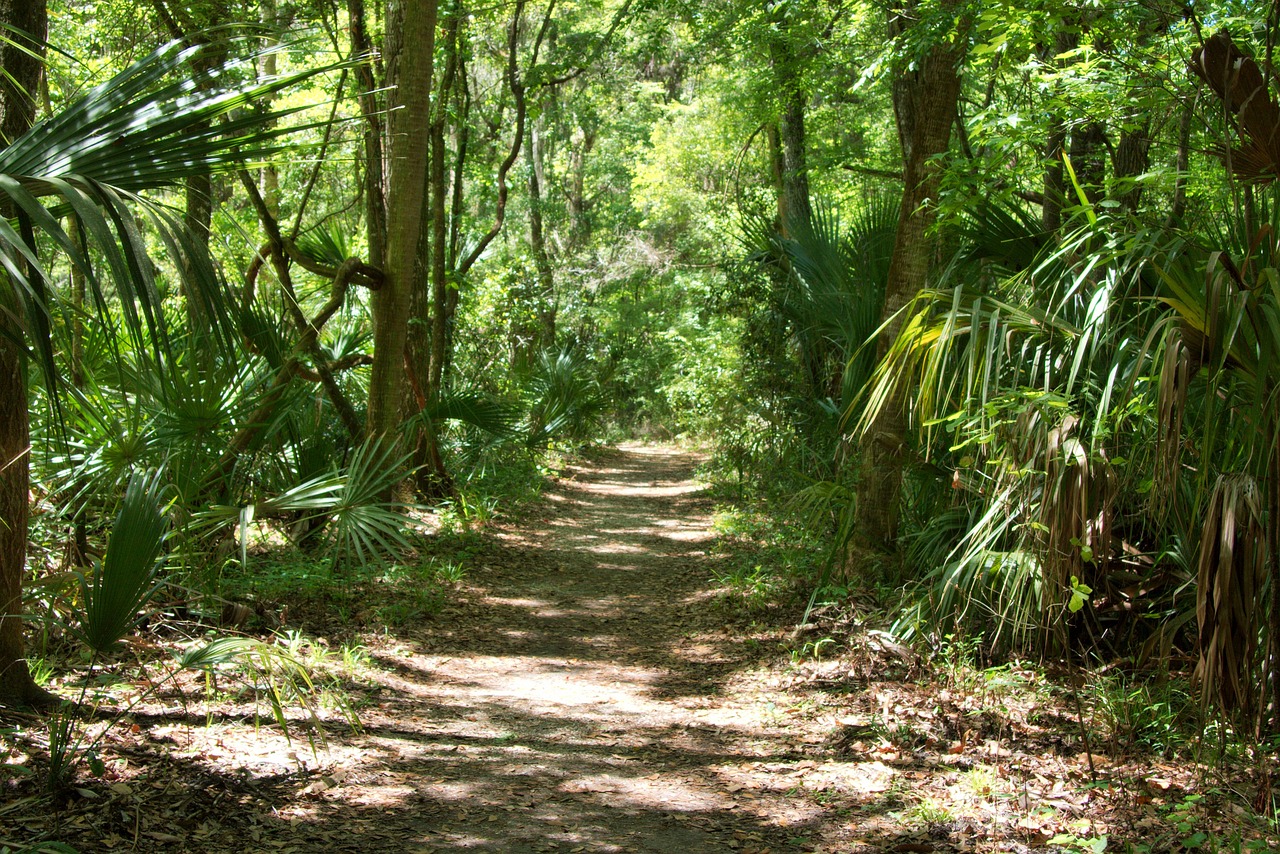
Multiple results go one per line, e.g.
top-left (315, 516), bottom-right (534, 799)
top-left (0, 36), bottom-right (355, 396)
top-left (75, 468), bottom-right (169, 653)
top-left (0, 37), bottom-right (347, 189)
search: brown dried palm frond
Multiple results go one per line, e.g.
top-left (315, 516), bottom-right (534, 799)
top-left (1194, 473), bottom-right (1265, 717)
top-left (1192, 30), bottom-right (1280, 183)
top-left (1037, 414), bottom-right (1115, 645)
top-left (1153, 327), bottom-right (1193, 510)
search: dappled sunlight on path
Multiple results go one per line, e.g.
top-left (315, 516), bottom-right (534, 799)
top-left (320, 443), bottom-right (825, 852)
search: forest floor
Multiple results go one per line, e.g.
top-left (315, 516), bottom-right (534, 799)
top-left (3, 443), bottom-right (1278, 852)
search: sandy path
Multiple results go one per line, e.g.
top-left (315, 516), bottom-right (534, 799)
top-left (321, 443), bottom-right (817, 852)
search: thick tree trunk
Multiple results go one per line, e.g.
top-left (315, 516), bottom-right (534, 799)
top-left (855, 2), bottom-right (966, 552)
top-left (0, 0), bottom-right (53, 708)
top-left (1069, 120), bottom-right (1107, 205)
top-left (366, 0), bottom-right (438, 439)
top-left (777, 90), bottom-right (812, 236)
top-left (1111, 121), bottom-right (1151, 214)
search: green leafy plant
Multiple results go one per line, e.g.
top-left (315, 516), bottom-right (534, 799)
top-left (74, 469), bottom-right (168, 654)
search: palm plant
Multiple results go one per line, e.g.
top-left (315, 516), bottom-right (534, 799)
top-left (75, 469), bottom-right (169, 654)
top-left (853, 201), bottom-right (1170, 657)
top-left (1151, 192), bottom-right (1280, 726)
top-left (526, 346), bottom-right (606, 446)
top-left (741, 198), bottom-right (896, 417)
top-left (0, 33), bottom-right (351, 706)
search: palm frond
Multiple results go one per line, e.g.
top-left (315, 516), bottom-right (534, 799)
top-left (0, 37), bottom-right (357, 406)
top-left (75, 469), bottom-right (169, 653)
top-left (0, 38), bottom-right (354, 190)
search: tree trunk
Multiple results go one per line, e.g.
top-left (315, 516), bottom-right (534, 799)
top-left (349, 0), bottom-right (386, 269)
top-left (855, 1), bottom-right (967, 552)
top-left (526, 114), bottom-right (557, 357)
top-left (259, 0), bottom-right (281, 216)
top-left (428, 10), bottom-right (461, 399)
top-left (1111, 120), bottom-right (1151, 214)
top-left (566, 125), bottom-right (594, 249)
top-left (366, 0), bottom-right (438, 439)
top-left (768, 18), bottom-right (812, 237)
top-left (777, 90), bottom-right (812, 236)
top-left (1069, 119), bottom-right (1107, 205)
top-left (0, 0), bottom-right (54, 709)
top-left (183, 170), bottom-right (214, 338)
top-left (1168, 94), bottom-right (1194, 229)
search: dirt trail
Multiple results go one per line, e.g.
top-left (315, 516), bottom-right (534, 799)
top-left (325, 443), bottom-right (820, 852)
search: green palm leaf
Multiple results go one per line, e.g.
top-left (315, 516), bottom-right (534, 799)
top-left (0, 36), bottom-right (356, 400)
top-left (75, 469), bottom-right (169, 653)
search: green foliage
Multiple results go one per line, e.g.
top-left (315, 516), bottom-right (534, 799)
top-left (197, 434), bottom-right (422, 573)
top-left (526, 346), bottom-right (606, 446)
top-left (1090, 672), bottom-right (1196, 758)
top-left (74, 469), bottom-right (168, 654)
top-left (176, 634), bottom-right (344, 746)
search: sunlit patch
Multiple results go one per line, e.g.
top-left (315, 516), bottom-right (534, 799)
top-left (559, 772), bottom-right (728, 811)
top-left (486, 596), bottom-right (552, 609)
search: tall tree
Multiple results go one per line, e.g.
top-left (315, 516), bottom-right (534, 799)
top-left (0, 0), bottom-right (52, 708)
top-left (856, 0), bottom-right (968, 550)
top-left (366, 0), bottom-right (439, 439)
top-left (767, 0), bottom-right (812, 236)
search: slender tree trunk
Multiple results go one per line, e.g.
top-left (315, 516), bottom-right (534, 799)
top-left (259, 0), bottom-right (281, 216)
top-left (526, 115), bottom-right (557, 355)
top-left (855, 1), bottom-right (967, 553)
top-left (68, 216), bottom-right (89, 567)
top-left (777, 90), bottom-right (812, 236)
top-left (366, 0), bottom-right (438, 439)
top-left (566, 125), bottom-right (594, 249)
top-left (768, 20), bottom-right (812, 237)
top-left (183, 171), bottom-right (214, 337)
top-left (349, 0), bottom-right (386, 269)
top-left (1168, 94), bottom-right (1194, 229)
top-left (0, 0), bottom-right (54, 708)
top-left (427, 9), bottom-right (461, 399)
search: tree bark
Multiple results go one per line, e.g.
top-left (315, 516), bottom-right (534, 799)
top-left (1167, 94), bottom-right (1194, 229)
top-left (349, 0), bottom-right (387, 269)
top-left (366, 0), bottom-right (438, 439)
top-left (768, 13), bottom-right (812, 237)
top-left (0, 0), bottom-right (54, 708)
top-left (777, 90), bottom-right (812, 236)
top-left (1111, 120), bottom-right (1151, 214)
top-left (1069, 119), bottom-right (1107, 206)
top-left (855, 1), bottom-right (967, 552)
top-left (525, 113), bottom-right (557, 359)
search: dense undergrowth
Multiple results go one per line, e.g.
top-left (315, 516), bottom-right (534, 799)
top-left (696, 436), bottom-right (1280, 851)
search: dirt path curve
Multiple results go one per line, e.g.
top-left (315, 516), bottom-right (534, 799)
top-left (325, 443), bottom-right (823, 852)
